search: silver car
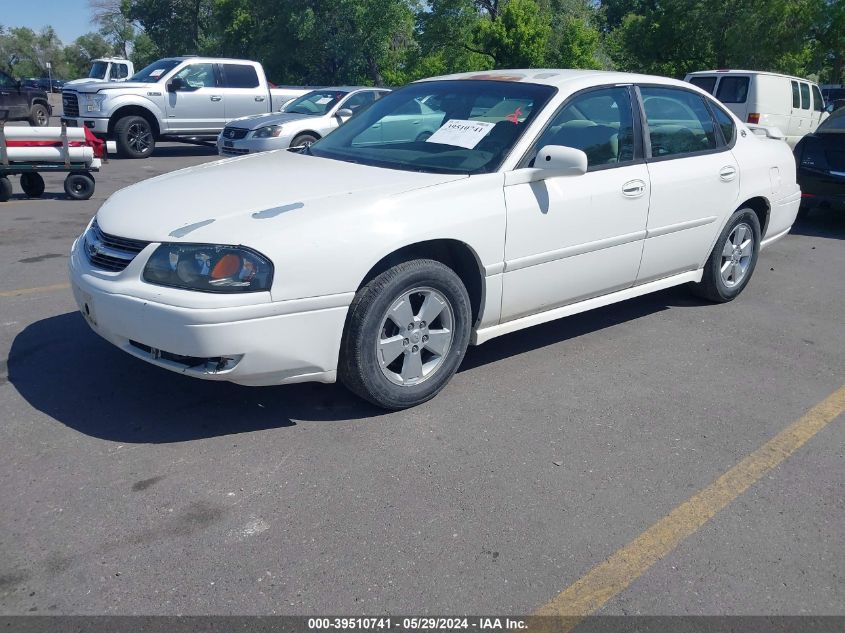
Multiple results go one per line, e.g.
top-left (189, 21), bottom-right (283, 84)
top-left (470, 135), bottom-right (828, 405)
top-left (217, 87), bottom-right (390, 156)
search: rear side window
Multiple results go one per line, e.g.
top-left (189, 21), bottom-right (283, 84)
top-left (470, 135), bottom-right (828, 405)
top-left (791, 81), bottom-right (800, 108)
top-left (640, 86), bottom-right (718, 158)
top-left (709, 102), bottom-right (735, 145)
top-left (715, 77), bottom-right (749, 103)
top-left (688, 76), bottom-right (716, 94)
top-left (811, 85), bottom-right (824, 112)
top-left (800, 83), bottom-right (810, 110)
top-left (223, 64), bottom-right (259, 89)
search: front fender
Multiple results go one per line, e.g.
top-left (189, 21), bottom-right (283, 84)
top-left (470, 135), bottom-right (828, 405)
top-left (103, 93), bottom-right (166, 126)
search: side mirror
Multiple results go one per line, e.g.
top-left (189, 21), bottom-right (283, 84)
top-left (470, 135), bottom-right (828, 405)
top-left (336, 108), bottom-right (354, 121)
top-left (167, 77), bottom-right (184, 92)
top-left (505, 145), bottom-right (588, 186)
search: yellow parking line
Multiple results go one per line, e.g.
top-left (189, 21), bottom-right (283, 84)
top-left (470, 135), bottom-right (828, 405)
top-left (0, 282), bottom-right (70, 298)
top-left (535, 383), bottom-right (845, 627)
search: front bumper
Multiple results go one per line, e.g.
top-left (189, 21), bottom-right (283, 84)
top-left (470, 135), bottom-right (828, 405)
top-left (61, 116), bottom-right (109, 135)
top-left (216, 134), bottom-right (292, 157)
top-left (69, 238), bottom-right (350, 386)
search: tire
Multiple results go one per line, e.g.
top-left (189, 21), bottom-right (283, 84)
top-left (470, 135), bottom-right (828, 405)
top-left (339, 259), bottom-right (472, 409)
top-left (28, 103), bottom-right (49, 127)
top-left (0, 177), bottom-right (11, 202)
top-left (64, 172), bottom-right (95, 200)
top-left (114, 115), bottom-right (155, 158)
top-left (20, 172), bottom-right (45, 198)
top-left (690, 208), bottom-right (761, 303)
top-left (290, 133), bottom-right (318, 149)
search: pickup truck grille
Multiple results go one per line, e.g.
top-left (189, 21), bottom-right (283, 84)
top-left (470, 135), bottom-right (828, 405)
top-left (62, 92), bottom-right (79, 117)
top-left (84, 220), bottom-right (150, 272)
top-left (221, 127), bottom-right (249, 140)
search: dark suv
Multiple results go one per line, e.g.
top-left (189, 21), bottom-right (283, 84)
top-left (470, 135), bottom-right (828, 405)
top-left (0, 70), bottom-right (52, 126)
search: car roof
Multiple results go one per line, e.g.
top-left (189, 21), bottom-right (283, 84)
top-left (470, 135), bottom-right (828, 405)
top-left (687, 69), bottom-right (818, 84)
top-left (304, 86), bottom-right (389, 92)
top-left (416, 68), bottom-right (696, 91)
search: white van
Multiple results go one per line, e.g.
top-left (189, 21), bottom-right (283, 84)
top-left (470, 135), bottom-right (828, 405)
top-left (684, 70), bottom-right (827, 147)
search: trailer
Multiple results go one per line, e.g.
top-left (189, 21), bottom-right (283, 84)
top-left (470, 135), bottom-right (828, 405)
top-left (0, 117), bottom-right (104, 202)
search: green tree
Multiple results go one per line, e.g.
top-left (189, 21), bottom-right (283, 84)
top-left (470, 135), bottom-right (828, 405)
top-left (63, 32), bottom-right (115, 79)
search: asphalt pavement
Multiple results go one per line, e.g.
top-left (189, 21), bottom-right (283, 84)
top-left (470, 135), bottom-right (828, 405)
top-left (0, 138), bottom-right (843, 619)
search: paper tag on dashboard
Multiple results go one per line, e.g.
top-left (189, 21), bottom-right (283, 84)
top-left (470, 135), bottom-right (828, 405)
top-left (425, 119), bottom-right (495, 149)
top-left (316, 97), bottom-right (333, 104)
top-left (150, 68), bottom-right (165, 78)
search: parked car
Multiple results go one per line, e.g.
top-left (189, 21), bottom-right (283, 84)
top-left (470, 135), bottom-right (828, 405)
top-left (794, 106), bottom-right (845, 215)
top-left (65, 58), bottom-right (135, 86)
top-left (32, 77), bottom-right (65, 93)
top-left (218, 87), bottom-right (390, 156)
top-left (0, 70), bottom-right (52, 126)
top-left (70, 69), bottom-right (800, 409)
top-left (685, 69), bottom-right (827, 147)
top-left (61, 57), bottom-right (310, 158)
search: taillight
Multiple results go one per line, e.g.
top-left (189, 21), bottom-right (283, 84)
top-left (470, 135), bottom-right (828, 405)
top-left (747, 113), bottom-right (760, 124)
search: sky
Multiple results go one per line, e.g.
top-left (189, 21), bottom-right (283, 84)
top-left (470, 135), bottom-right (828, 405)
top-left (1, 0), bottom-right (95, 45)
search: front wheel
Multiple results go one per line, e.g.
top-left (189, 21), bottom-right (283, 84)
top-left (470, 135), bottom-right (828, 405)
top-left (690, 208), bottom-right (761, 303)
top-left (114, 115), bottom-right (155, 158)
top-left (28, 103), bottom-right (49, 126)
top-left (339, 259), bottom-right (472, 409)
top-left (290, 133), bottom-right (318, 149)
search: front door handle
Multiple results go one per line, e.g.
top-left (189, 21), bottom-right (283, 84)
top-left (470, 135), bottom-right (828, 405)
top-left (210, 95), bottom-right (222, 102)
top-left (255, 95), bottom-right (265, 102)
top-left (719, 166), bottom-right (737, 182)
top-left (622, 179), bottom-right (646, 198)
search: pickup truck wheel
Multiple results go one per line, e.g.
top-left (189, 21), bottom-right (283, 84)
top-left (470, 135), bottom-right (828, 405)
top-left (114, 115), bottom-right (155, 158)
top-left (28, 103), bottom-right (49, 127)
top-left (290, 133), bottom-right (318, 149)
top-left (64, 172), bottom-right (95, 200)
top-left (690, 208), bottom-right (761, 303)
top-left (339, 259), bottom-right (472, 410)
top-left (20, 172), bottom-right (45, 197)
top-left (0, 177), bottom-right (12, 202)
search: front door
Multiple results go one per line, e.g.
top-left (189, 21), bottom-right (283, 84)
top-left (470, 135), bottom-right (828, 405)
top-left (0, 72), bottom-right (28, 119)
top-left (164, 62), bottom-right (224, 134)
top-left (501, 86), bottom-right (650, 321)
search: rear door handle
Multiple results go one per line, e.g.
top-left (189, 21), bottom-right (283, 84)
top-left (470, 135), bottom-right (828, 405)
top-left (622, 179), bottom-right (646, 198)
top-left (255, 96), bottom-right (265, 102)
top-left (210, 95), bottom-right (222, 102)
top-left (719, 166), bottom-right (737, 181)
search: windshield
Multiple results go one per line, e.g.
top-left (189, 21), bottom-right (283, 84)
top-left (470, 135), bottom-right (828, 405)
top-left (130, 59), bottom-right (181, 83)
top-left (285, 90), bottom-right (349, 115)
top-left (89, 61), bottom-right (108, 79)
top-left (309, 80), bottom-right (556, 174)
top-left (818, 108), bottom-right (845, 133)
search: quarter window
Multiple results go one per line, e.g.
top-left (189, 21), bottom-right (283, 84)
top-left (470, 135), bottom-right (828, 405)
top-left (640, 87), bottom-right (718, 158)
top-left (710, 103), bottom-right (735, 145)
top-left (791, 81), bottom-right (800, 109)
top-left (528, 86), bottom-right (636, 168)
top-left (715, 77), bottom-right (749, 104)
top-left (223, 64), bottom-right (259, 89)
top-left (800, 82), bottom-right (810, 110)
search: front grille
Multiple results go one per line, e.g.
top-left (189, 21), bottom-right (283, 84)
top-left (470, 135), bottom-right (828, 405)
top-left (221, 147), bottom-right (249, 156)
top-left (221, 127), bottom-right (249, 140)
top-left (62, 92), bottom-right (79, 117)
top-left (84, 220), bottom-right (150, 272)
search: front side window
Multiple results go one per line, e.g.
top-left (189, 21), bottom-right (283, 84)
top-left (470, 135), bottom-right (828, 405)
top-left (111, 64), bottom-right (128, 80)
top-left (286, 90), bottom-right (349, 115)
top-left (89, 61), bottom-right (108, 79)
top-left (309, 80), bottom-right (556, 174)
top-left (223, 64), bottom-right (259, 89)
top-left (527, 86), bottom-right (636, 168)
top-left (792, 81), bottom-right (800, 109)
top-left (715, 76), bottom-right (749, 103)
top-left (640, 86), bottom-right (718, 158)
top-left (173, 63), bottom-right (216, 89)
top-left (341, 91), bottom-right (378, 113)
top-left (811, 85), bottom-right (824, 112)
top-left (800, 83), bottom-right (810, 110)
top-left (688, 76), bottom-right (717, 94)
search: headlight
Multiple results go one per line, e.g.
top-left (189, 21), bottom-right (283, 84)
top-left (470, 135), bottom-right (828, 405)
top-left (252, 125), bottom-right (284, 138)
top-left (85, 94), bottom-right (107, 112)
top-left (143, 244), bottom-right (273, 293)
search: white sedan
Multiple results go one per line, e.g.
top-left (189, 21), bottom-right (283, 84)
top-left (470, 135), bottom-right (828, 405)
top-left (70, 69), bottom-right (800, 409)
top-left (217, 87), bottom-right (390, 156)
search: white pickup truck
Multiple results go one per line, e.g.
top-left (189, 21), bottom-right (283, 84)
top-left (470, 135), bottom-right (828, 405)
top-left (61, 57), bottom-right (309, 158)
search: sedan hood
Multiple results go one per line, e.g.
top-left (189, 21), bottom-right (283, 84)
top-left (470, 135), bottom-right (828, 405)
top-left (227, 111), bottom-right (320, 130)
top-left (96, 150), bottom-right (466, 245)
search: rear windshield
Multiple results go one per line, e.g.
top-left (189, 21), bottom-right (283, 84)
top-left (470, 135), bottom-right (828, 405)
top-left (715, 77), bottom-right (749, 103)
top-left (688, 76), bottom-right (716, 94)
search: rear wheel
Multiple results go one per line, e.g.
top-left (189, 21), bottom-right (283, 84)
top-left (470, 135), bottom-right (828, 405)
top-left (339, 259), bottom-right (472, 409)
top-left (690, 208), bottom-right (761, 303)
top-left (64, 172), bottom-right (95, 200)
top-left (20, 172), bottom-right (45, 197)
top-left (28, 103), bottom-right (49, 127)
top-left (114, 115), bottom-right (155, 158)
top-left (0, 177), bottom-right (12, 202)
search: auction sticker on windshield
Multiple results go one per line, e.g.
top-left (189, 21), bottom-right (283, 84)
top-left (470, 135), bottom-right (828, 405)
top-left (426, 119), bottom-right (495, 149)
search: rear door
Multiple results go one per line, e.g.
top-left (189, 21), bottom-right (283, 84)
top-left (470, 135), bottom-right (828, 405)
top-left (163, 62), bottom-right (224, 134)
top-left (220, 63), bottom-right (268, 120)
